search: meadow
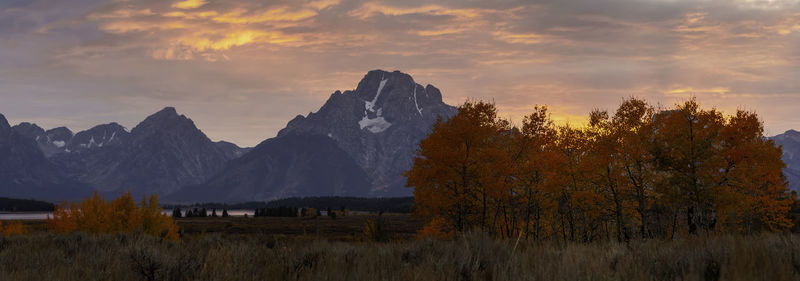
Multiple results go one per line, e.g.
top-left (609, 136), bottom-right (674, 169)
top-left (0, 225), bottom-right (797, 281)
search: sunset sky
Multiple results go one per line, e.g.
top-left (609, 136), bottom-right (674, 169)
top-left (1, 0), bottom-right (798, 146)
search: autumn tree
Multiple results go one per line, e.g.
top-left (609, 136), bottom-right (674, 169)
top-left (587, 98), bottom-right (658, 240)
top-left (514, 106), bottom-right (559, 240)
top-left (715, 110), bottom-right (792, 232)
top-left (651, 99), bottom-right (728, 234)
top-left (0, 220), bottom-right (27, 236)
top-left (47, 191), bottom-right (179, 240)
top-left (612, 98), bottom-right (657, 238)
top-left (407, 97), bottom-right (794, 240)
top-left (406, 100), bottom-right (509, 233)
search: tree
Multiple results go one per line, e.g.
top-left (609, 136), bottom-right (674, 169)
top-left (715, 110), bottom-right (793, 232)
top-left (407, 97), bottom-right (793, 240)
top-left (47, 192), bottom-right (179, 240)
top-left (406, 100), bottom-right (510, 233)
top-left (652, 99), bottom-right (726, 234)
top-left (222, 209), bottom-right (229, 217)
top-left (611, 98), bottom-right (657, 238)
top-left (172, 207), bottom-right (182, 218)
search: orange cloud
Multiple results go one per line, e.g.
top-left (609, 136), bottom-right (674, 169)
top-left (492, 31), bottom-right (547, 44)
top-left (212, 7), bottom-right (317, 24)
top-left (665, 87), bottom-right (730, 98)
top-left (162, 10), bottom-right (219, 19)
top-left (100, 21), bottom-right (187, 33)
top-left (306, 0), bottom-right (340, 10)
top-left (349, 3), bottom-right (481, 19)
top-left (417, 27), bottom-right (468, 36)
top-left (172, 0), bottom-right (207, 10)
top-left (180, 30), bottom-right (303, 51)
top-left (775, 13), bottom-right (800, 35)
top-left (87, 8), bottom-right (154, 19)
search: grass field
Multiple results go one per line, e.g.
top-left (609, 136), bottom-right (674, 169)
top-left (13, 213), bottom-right (425, 240)
top-left (176, 214), bottom-right (425, 240)
top-left (0, 230), bottom-right (798, 280)
top-left (3, 214), bottom-right (799, 280)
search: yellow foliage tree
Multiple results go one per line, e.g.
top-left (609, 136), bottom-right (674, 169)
top-left (47, 191), bottom-right (179, 240)
top-left (0, 220), bottom-right (28, 236)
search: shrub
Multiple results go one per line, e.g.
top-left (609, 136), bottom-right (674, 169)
top-left (0, 220), bottom-right (27, 236)
top-left (363, 218), bottom-right (389, 242)
top-left (417, 217), bottom-right (450, 239)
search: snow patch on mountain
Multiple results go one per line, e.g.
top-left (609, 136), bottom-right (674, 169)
top-left (413, 85), bottom-right (423, 117)
top-left (359, 77), bottom-right (392, 133)
top-left (364, 78), bottom-right (388, 113)
top-left (359, 115), bottom-right (392, 133)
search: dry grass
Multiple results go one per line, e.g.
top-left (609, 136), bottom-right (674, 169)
top-left (175, 214), bottom-right (425, 241)
top-left (0, 230), bottom-right (797, 281)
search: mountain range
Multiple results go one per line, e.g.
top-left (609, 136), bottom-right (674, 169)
top-left (0, 70), bottom-right (456, 202)
top-left (0, 70), bottom-right (797, 202)
top-left (0, 114), bottom-right (93, 201)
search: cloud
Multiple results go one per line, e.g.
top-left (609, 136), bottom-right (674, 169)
top-left (306, 0), bottom-right (341, 10)
top-left (211, 7), bottom-right (318, 24)
top-left (172, 0), bottom-right (207, 10)
top-left (1, 0), bottom-right (799, 145)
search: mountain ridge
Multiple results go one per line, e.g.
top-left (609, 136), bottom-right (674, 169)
top-left (770, 129), bottom-right (800, 192)
top-left (47, 107), bottom-right (249, 199)
top-left (167, 69), bottom-right (458, 202)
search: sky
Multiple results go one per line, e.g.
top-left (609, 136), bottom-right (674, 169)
top-left (1, 0), bottom-right (799, 147)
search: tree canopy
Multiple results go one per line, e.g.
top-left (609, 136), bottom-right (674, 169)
top-left (407, 98), bottom-right (794, 241)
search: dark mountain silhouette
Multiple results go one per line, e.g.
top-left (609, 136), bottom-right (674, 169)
top-left (66, 122), bottom-right (130, 153)
top-left (277, 70), bottom-right (457, 195)
top-left (168, 70), bottom-right (457, 202)
top-left (771, 129), bottom-right (800, 192)
top-left (170, 133), bottom-right (371, 202)
top-left (12, 123), bottom-right (73, 157)
top-left (0, 114), bottom-right (93, 200)
top-left (51, 107), bottom-right (247, 198)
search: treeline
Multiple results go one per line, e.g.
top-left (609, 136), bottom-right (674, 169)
top-left (254, 206), bottom-right (299, 217)
top-left (163, 202), bottom-right (269, 210)
top-left (407, 98), bottom-right (797, 242)
top-left (164, 196), bottom-right (414, 213)
top-left (0, 197), bottom-right (55, 212)
top-left (171, 207), bottom-right (228, 218)
top-left (264, 196), bottom-right (414, 213)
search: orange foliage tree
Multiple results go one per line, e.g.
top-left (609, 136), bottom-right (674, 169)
top-left (407, 97), bottom-right (794, 241)
top-left (0, 220), bottom-right (27, 236)
top-left (47, 191), bottom-right (179, 240)
top-left (405, 100), bottom-right (510, 234)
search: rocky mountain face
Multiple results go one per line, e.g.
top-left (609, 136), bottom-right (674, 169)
top-left (51, 107), bottom-right (247, 198)
top-left (2, 70), bottom-right (452, 202)
top-left (0, 114), bottom-right (93, 200)
top-left (12, 123), bottom-right (74, 157)
top-left (277, 70), bottom-right (457, 196)
top-left (169, 70), bottom-right (457, 202)
top-left (171, 133), bottom-right (372, 202)
top-left (12, 121), bottom-right (130, 157)
top-left (215, 141), bottom-right (251, 160)
top-left (771, 130), bottom-right (800, 192)
top-left (66, 123), bottom-right (130, 153)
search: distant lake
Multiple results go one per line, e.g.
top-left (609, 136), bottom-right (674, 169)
top-left (0, 210), bottom-right (256, 220)
top-left (171, 209), bottom-right (255, 217)
top-left (0, 212), bottom-right (51, 220)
